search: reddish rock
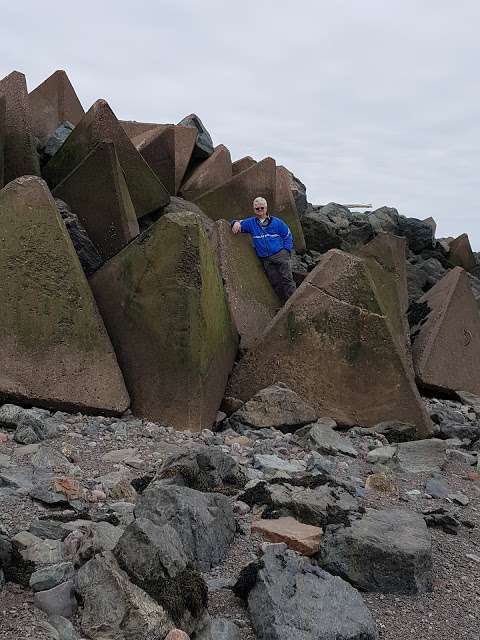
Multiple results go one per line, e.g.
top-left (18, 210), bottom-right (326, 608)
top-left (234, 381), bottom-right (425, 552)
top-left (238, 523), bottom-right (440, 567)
top-left (252, 517), bottom-right (322, 555)
top-left (275, 165), bottom-right (306, 253)
top-left (194, 157), bottom-right (276, 223)
top-left (43, 99), bottom-right (169, 218)
top-left (53, 141), bottom-right (139, 260)
top-left (90, 212), bottom-right (238, 431)
top-left (228, 249), bottom-right (432, 435)
top-left (412, 266), bottom-right (480, 395)
top-left (232, 155), bottom-right (256, 175)
top-left (165, 630), bottom-right (190, 640)
top-left (0, 71), bottom-right (40, 182)
top-left (448, 233), bottom-right (476, 273)
top-left (28, 69), bottom-right (84, 142)
top-left (180, 144), bottom-right (232, 201)
top-left (0, 176), bottom-right (130, 415)
top-left (216, 220), bottom-right (279, 348)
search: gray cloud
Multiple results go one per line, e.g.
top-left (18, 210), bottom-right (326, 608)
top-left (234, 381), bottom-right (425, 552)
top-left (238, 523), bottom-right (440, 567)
top-left (1, 0), bottom-right (479, 246)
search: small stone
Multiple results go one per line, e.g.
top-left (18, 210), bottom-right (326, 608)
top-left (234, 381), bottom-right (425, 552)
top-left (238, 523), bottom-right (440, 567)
top-left (367, 445), bottom-right (396, 464)
top-left (449, 492), bottom-right (470, 506)
top-left (253, 454), bottom-right (306, 476)
top-left (446, 449), bottom-right (477, 465)
top-left (234, 501), bottom-right (251, 515)
top-left (252, 516), bottom-right (322, 555)
top-left (102, 448), bottom-right (138, 463)
top-left (425, 474), bottom-right (449, 499)
top-left (406, 489), bottom-right (422, 499)
top-left (224, 435), bottom-right (251, 447)
top-left (29, 562), bottom-right (74, 592)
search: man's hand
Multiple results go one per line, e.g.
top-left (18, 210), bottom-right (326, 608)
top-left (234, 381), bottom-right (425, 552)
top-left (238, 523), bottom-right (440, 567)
top-left (232, 221), bottom-right (242, 234)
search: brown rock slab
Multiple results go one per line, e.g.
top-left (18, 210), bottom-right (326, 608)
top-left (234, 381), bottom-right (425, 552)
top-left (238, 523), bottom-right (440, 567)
top-left (275, 165), bottom-right (306, 253)
top-left (173, 125), bottom-right (197, 193)
top-left (252, 517), bottom-right (322, 555)
top-left (0, 176), bottom-right (130, 415)
top-left (411, 266), bottom-right (480, 395)
top-left (232, 156), bottom-right (256, 175)
top-left (180, 144), bottom-right (232, 201)
top-left (90, 211), bottom-right (238, 431)
top-left (193, 157), bottom-right (276, 223)
top-left (0, 71), bottom-right (40, 182)
top-left (120, 120), bottom-right (159, 139)
top-left (53, 141), bottom-right (139, 260)
top-left (228, 249), bottom-right (431, 435)
top-left (448, 233), bottom-right (476, 272)
top-left (28, 70), bottom-right (84, 142)
top-left (216, 219), bottom-right (279, 348)
top-left (43, 99), bottom-right (169, 218)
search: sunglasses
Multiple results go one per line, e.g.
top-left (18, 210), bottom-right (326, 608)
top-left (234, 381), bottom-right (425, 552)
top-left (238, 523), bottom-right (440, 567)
top-left (255, 206), bottom-right (265, 211)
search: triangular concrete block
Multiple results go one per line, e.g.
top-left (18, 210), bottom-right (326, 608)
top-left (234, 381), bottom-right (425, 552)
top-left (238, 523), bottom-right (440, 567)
top-left (0, 71), bottom-right (40, 182)
top-left (232, 156), bottom-right (256, 175)
top-left (228, 249), bottom-right (431, 436)
top-left (43, 99), bottom-right (169, 218)
top-left (29, 69), bottom-right (84, 142)
top-left (448, 233), bottom-right (476, 273)
top-left (53, 141), bottom-right (139, 260)
top-left (411, 266), bottom-right (480, 395)
top-left (216, 219), bottom-right (280, 349)
top-left (275, 165), bottom-right (306, 253)
top-left (0, 176), bottom-right (130, 414)
top-left (180, 144), bottom-right (232, 201)
top-left (90, 212), bottom-right (238, 431)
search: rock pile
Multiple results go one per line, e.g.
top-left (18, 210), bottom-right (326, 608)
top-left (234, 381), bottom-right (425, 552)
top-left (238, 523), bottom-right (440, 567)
top-left (0, 68), bottom-right (480, 640)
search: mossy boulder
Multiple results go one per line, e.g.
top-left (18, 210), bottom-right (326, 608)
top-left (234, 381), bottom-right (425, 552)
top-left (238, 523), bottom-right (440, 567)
top-left (90, 211), bottom-right (238, 430)
top-left (0, 176), bottom-right (130, 415)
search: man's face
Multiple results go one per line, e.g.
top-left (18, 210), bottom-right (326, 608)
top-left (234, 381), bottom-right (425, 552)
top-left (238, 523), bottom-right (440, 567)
top-left (254, 202), bottom-right (267, 219)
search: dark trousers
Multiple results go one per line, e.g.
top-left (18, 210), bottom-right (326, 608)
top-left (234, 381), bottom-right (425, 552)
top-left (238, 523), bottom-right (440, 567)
top-left (261, 249), bottom-right (296, 304)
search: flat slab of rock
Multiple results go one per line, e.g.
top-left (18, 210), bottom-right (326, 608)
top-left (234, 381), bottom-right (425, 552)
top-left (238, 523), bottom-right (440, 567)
top-left (319, 508), bottom-right (433, 594)
top-left (232, 383), bottom-right (317, 431)
top-left (252, 516), bottom-right (322, 555)
top-left (236, 544), bottom-right (377, 640)
top-left (396, 439), bottom-right (447, 473)
top-left (296, 421), bottom-right (358, 457)
top-left (0, 176), bottom-right (130, 415)
top-left (254, 454), bottom-right (306, 476)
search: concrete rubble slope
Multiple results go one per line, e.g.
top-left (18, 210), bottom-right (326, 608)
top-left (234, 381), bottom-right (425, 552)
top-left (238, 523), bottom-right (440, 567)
top-left (228, 249), bottom-right (432, 436)
top-left (90, 211), bottom-right (238, 431)
top-left (0, 70), bottom-right (40, 182)
top-left (52, 141), bottom-right (139, 260)
top-left (28, 69), bottom-right (84, 143)
top-left (0, 175), bottom-right (130, 415)
top-left (411, 266), bottom-right (480, 395)
top-left (42, 99), bottom-right (169, 218)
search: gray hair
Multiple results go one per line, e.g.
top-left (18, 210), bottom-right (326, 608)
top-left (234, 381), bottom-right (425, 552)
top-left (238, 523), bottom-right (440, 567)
top-left (253, 196), bottom-right (268, 208)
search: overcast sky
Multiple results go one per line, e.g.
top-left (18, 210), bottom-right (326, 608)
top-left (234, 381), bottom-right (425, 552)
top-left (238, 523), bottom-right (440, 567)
top-left (1, 1), bottom-right (479, 247)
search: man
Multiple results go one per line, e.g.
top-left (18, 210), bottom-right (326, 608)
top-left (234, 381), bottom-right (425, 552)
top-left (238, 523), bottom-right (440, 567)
top-left (231, 196), bottom-right (296, 303)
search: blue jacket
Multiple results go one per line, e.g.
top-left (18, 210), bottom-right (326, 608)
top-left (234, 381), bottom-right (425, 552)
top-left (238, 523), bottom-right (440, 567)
top-left (232, 216), bottom-right (293, 258)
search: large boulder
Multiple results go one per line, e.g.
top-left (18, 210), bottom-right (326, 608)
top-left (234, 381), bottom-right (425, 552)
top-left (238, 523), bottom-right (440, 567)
top-left (53, 141), bottom-right (139, 260)
top-left (90, 211), bottom-right (238, 430)
top-left (28, 69), bottom-right (84, 143)
top-left (0, 176), bottom-right (129, 415)
top-left (235, 544), bottom-right (377, 640)
top-left (216, 219), bottom-right (280, 348)
top-left (397, 216), bottom-right (434, 253)
top-left (0, 70), bottom-right (40, 182)
top-left (75, 551), bottom-right (174, 640)
top-left (319, 508), bottom-right (433, 594)
top-left (135, 483), bottom-right (235, 571)
top-left (411, 267), bottom-right (480, 395)
top-left (302, 203), bottom-right (374, 254)
top-left (55, 198), bottom-right (103, 275)
top-left (177, 113), bottom-right (214, 159)
top-left (43, 99), bottom-right (169, 218)
top-left (228, 249), bottom-right (432, 435)
top-left (230, 383), bottom-right (317, 431)
top-left (180, 144), bottom-right (232, 201)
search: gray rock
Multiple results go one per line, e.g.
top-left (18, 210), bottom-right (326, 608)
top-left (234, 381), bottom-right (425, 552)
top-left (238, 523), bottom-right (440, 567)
top-left (156, 446), bottom-right (246, 493)
top-left (446, 449), bottom-right (477, 465)
top-left (368, 206), bottom-right (400, 234)
top-left (305, 451), bottom-right (337, 475)
top-left (30, 561), bottom-right (74, 591)
top-left (75, 552), bottom-right (173, 639)
top-left (114, 517), bottom-right (207, 634)
top-left (372, 421), bottom-right (416, 443)
top-left (366, 445), bottom-right (396, 464)
top-left (0, 453), bottom-right (12, 468)
top-left (34, 580), bottom-right (76, 618)
top-left (55, 198), bottom-right (103, 276)
top-left (177, 113), bottom-right (214, 158)
top-left (13, 532), bottom-right (64, 567)
top-left (396, 439), bottom-right (447, 473)
top-left (235, 544), bottom-right (377, 640)
top-left (286, 170), bottom-right (308, 217)
top-left (254, 454), bottom-right (306, 476)
top-left (163, 196), bottom-right (206, 217)
top-left (296, 422), bottom-right (358, 457)
top-left (0, 466), bottom-right (33, 491)
top-left (425, 474), bottom-right (449, 498)
top-left (30, 446), bottom-right (72, 471)
top-left (43, 122), bottom-right (74, 158)
top-left (456, 390), bottom-right (480, 416)
top-left (0, 568), bottom-right (5, 591)
top-left (46, 616), bottom-right (80, 640)
top-left (319, 508), bottom-right (433, 594)
top-left (302, 208), bottom-right (343, 253)
top-left (437, 421), bottom-right (480, 441)
top-left (231, 383), bottom-right (317, 432)
top-left (135, 483), bottom-right (235, 571)
top-left (398, 217), bottom-right (434, 253)
top-left (449, 492), bottom-right (470, 506)
top-left (209, 617), bottom-right (241, 640)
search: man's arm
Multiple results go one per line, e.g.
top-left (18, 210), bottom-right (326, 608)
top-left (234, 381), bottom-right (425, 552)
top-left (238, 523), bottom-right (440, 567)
top-left (277, 219), bottom-right (293, 252)
top-left (230, 219), bottom-right (252, 235)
